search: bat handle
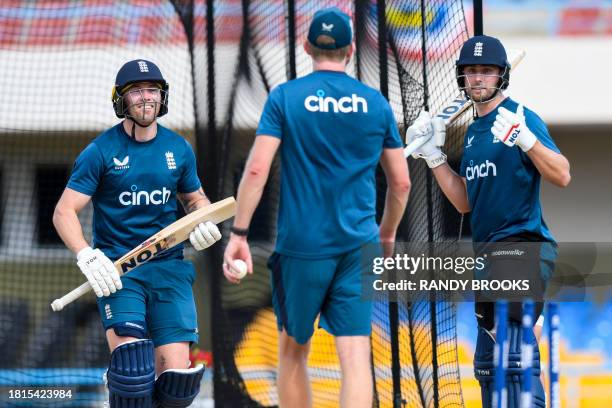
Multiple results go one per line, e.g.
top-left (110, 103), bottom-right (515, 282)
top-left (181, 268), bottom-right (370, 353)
top-left (403, 136), bottom-right (428, 158)
top-left (50, 281), bottom-right (92, 312)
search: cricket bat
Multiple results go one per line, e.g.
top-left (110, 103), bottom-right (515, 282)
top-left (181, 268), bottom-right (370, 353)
top-left (51, 196), bottom-right (236, 312)
top-left (404, 49), bottom-right (526, 158)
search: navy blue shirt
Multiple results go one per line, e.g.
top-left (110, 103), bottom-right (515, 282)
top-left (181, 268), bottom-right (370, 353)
top-left (67, 123), bottom-right (201, 261)
top-left (460, 97), bottom-right (559, 243)
top-left (257, 70), bottom-right (403, 258)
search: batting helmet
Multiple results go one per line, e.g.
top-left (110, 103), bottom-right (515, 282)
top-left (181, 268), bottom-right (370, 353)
top-left (112, 59), bottom-right (169, 119)
top-left (455, 35), bottom-right (510, 95)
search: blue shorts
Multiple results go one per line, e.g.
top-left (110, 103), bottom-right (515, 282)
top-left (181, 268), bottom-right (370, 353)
top-left (96, 258), bottom-right (198, 347)
top-left (268, 243), bottom-right (381, 344)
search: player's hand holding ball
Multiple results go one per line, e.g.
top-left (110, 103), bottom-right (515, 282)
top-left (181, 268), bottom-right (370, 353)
top-left (230, 260), bottom-right (248, 280)
top-left (405, 110), bottom-right (447, 168)
top-left (223, 230), bottom-right (253, 284)
top-left (223, 258), bottom-right (250, 284)
top-left (491, 104), bottom-right (537, 152)
top-left (76, 246), bottom-right (122, 297)
top-left (189, 221), bottom-right (222, 251)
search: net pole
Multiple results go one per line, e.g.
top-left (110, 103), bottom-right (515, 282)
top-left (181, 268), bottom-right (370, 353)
top-left (204, 0), bottom-right (219, 200)
top-left (376, 3), bottom-right (403, 405)
top-left (419, 1), bottom-right (439, 405)
top-left (355, 2), bottom-right (378, 404)
top-left (203, 0), bottom-right (225, 403)
top-left (376, 0), bottom-right (388, 98)
top-left (286, 0), bottom-right (297, 80)
top-left (354, 0), bottom-right (367, 81)
top-left (473, 0), bottom-right (483, 35)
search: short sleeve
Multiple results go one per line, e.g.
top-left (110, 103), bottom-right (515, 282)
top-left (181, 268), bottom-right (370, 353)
top-left (525, 109), bottom-right (560, 153)
top-left (66, 142), bottom-right (104, 196)
top-left (178, 139), bottom-right (202, 194)
top-left (382, 99), bottom-right (403, 149)
top-left (256, 86), bottom-right (284, 139)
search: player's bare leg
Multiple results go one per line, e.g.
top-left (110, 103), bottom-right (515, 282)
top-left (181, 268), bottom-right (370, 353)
top-left (335, 335), bottom-right (372, 408)
top-left (155, 342), bottom-right (191, 373)
top-left (277, 329), bottom-right (312, 408)
top-left (106, 331), bottom-right (191, 373)
top-left (106, 329), bottom-right (139, 351)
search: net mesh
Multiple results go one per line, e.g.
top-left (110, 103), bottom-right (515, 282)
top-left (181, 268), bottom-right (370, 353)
top-left (0, 1), bottom-right (472, 407)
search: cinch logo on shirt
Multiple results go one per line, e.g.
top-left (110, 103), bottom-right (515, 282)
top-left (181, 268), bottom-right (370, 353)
top-left (465, 160), bottom-right (497, 181)
top-left (119, 185), bottom-right (171, 206)
top-left (304, 89), bottom-right (368, 113)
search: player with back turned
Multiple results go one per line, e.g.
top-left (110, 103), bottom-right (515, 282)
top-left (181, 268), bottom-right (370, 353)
top-left (222, 7), bottom-right (410, 408)
top-left (405, 36), bottom-right (570, 407)
top-left (53, 60), bottom-right (222, 407)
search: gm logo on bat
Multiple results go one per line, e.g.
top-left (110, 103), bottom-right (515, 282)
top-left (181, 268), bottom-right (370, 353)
top-left (119, 237), bottom-right (170, 273)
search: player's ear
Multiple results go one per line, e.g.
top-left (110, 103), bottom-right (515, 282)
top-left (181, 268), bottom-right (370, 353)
top-left (304, 41), bottom-right (312, 56)
top-left (345, 43), bottom-right (355, 64)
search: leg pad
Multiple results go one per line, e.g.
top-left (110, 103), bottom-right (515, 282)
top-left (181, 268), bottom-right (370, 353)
top-left (107, 339), bottom-right (155, 408)
top-left (154, 364), bottom-right (205, 408)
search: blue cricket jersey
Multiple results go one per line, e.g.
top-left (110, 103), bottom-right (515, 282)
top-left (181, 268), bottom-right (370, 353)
top-left (460, 97), bottom-right (559, 243)
top-left (67, 123), bottom-right (201, 261)
top-left (256, 70), bottom-right (403, 258)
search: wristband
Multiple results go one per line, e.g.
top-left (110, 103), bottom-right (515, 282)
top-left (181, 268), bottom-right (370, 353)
top-left (230, 226), bottom-right (249, 236)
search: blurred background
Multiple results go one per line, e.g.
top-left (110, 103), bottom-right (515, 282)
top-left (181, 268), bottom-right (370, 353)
top-left (0, 1), bottom-right (610, 407)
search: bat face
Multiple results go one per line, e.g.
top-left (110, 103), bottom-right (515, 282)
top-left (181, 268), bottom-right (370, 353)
top-left (435, 97), bottom-right (470, 123)
top-left (114, 197), bottom-right (235, 273)
top-left (118, 238), bottom-right (169, 273)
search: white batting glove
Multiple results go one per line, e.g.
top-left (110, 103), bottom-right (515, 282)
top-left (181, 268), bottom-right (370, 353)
top-left (405, 110), bottom-right (447, 168)
top-left (77, 247), bottom-right (122, 297)
top-left (491, 104), bottom-right (537, 152)
top-left (189, 221), bottom-right (222, 251)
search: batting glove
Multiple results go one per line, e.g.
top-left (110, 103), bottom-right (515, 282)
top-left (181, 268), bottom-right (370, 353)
top-left (405, 110), bottom-right (447, 168)
top-left (77, 247), bottom-right (122, 297)
top-left (189, 221), bottom-right (222, 251)
top-left (491, 104), bottom-right (537, 152)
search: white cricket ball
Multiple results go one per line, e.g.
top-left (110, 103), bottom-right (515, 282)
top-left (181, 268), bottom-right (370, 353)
top-left (232, 259), bottom-right (248, 280)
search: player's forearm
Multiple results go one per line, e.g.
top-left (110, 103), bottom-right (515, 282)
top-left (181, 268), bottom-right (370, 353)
top-left (431, 163), bottom-right (471, 213)
top-left (52, 205), bottom-right (89, 255)
top-left (233, 163), bottom-right (271, 229)
top-left (180, 187), bottom-right (212, 213)
top-left (379, 180), bottom-right (411, 237)
top-left (526, 142), bottom-right (571, 188)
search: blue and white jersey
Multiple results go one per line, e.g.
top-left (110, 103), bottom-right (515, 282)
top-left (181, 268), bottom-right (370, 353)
top-left (256, 70), bottom-right (403, 258)
top-left (67, 123), bottom-right (201, 261)
top-left (460, 97), bottom-right (559, 243)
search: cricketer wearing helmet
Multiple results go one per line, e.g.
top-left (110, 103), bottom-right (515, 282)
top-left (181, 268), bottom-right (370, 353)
top-left (53, 60), bottom-right (219, 407)
top-left (405, 36), bottom-right (571, 408)
top-left (222, 7), bottom-right (410, 408)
